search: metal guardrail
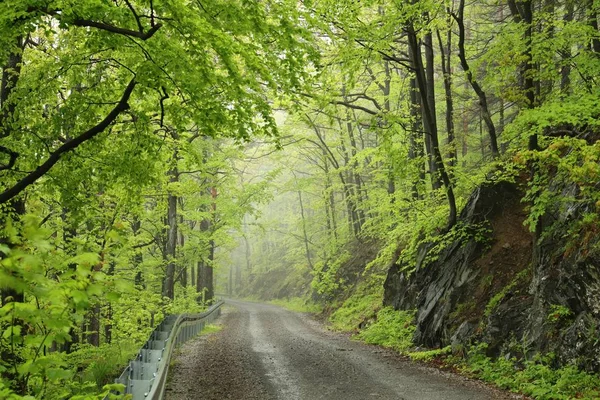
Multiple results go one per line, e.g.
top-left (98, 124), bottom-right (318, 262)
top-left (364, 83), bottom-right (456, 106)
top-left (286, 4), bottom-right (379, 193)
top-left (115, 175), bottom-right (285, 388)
top-left (111, 300), bottom-right (224, 400)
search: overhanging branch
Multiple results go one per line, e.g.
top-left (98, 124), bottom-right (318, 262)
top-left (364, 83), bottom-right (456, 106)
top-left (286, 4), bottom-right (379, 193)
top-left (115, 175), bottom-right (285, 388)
top-left (0, 79), bottom-right (137, 204)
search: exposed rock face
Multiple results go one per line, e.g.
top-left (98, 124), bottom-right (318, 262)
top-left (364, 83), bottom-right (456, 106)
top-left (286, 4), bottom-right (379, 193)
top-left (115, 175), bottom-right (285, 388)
top-left (526, 186), bottom-right (600, 370)
top-left (384, 179), bottom-right (600, 370)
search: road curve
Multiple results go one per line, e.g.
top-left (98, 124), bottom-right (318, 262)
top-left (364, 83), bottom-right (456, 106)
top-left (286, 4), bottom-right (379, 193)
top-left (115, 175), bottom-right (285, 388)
top-left (166, 299), bottom-right (521, 400)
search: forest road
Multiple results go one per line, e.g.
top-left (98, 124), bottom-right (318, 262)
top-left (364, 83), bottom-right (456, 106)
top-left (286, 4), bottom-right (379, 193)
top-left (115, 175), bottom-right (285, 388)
top-left (165, 299), bottom-right (522, 400)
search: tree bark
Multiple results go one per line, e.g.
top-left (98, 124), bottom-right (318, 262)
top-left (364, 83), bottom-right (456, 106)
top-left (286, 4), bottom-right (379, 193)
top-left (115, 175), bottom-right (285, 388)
top-left (408, 68), bottom-right (425, 200)
top-left (162, 163), bottom-right (178, 300)
top-left (423, 29), bottom-right (442, 190)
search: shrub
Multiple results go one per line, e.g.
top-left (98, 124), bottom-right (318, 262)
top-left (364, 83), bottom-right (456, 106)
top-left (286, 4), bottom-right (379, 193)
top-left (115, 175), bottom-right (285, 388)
top-left (356, 307), bottom-right (416, 353)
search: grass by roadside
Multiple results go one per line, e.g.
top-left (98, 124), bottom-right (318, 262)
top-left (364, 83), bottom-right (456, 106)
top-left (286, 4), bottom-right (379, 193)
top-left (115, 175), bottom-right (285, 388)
top-left (200, 323), bottom-right (222, 335)
top-left (268, 297), bottom-right (323, 313)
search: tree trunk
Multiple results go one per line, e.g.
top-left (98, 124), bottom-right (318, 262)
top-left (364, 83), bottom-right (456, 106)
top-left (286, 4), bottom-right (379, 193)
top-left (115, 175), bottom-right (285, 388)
top-left (408, 69), bottom-right (425, 200)
top-left (297, 190), bottom-right (314, 270)
top-left (423, 29), bottom-right (442, 190)
top-left (87, 305), bottom-right (100, 346)
top-left (454, 0), bottom-right (499, 157)
top-left (162, 165), bottom-right (178, 300)
top-left (561, 1), bottom-right (574, 93)
top-left (436, 27), bottom-right (456, 174)
top-left (197, 206), bottom-right (214, 303)
top-left (200, 239), bottom-right (215, 302)
top-left (408, 20), bottom-right (457, 228)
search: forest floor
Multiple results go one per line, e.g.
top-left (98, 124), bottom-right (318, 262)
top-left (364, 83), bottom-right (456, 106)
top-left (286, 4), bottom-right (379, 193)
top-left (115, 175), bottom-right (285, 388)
top-left (165, 299), bottom-right (525, 400)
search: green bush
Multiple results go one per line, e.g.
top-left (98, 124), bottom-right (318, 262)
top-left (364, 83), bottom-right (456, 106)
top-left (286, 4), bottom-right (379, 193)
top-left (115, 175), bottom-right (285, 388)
top-left (329, 291), bottom-right (382, 331)
top-left (356, 307), bottom-right (416, 353)
top-left (466, 344), bottom-right (600, 399)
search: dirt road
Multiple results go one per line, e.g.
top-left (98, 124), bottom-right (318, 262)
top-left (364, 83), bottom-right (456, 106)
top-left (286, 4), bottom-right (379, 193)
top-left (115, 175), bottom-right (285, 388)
top-left (166, 299), bottom-right (520, 400)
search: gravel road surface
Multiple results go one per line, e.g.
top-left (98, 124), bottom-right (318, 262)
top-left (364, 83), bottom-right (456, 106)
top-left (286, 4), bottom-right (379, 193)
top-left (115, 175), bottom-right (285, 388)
top-left (166, 299), bottom-right (522, 400)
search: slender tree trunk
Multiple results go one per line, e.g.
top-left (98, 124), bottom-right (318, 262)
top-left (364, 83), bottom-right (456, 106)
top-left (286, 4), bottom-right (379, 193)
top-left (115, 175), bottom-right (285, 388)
top-left (322, 151), bottom-right (338, 241)
top-left (297, 190), bottom-right (314, 270)
top-left (423, 29), bottom-right (442, 190)
top-left (179, 231), bottom-right (186, 287)
top-left (197, 186), bottom-right (216, 303)
top-left (454, 0), bottom-right (499, 157)
top-left (408, 69), bottom-right (424, 200)
top-left (338, 92), bottom-right (363, 236)
top-left (382, 61), bottom-right (396, 195)
top-left (204, 239), bottom-right (215, 302)
top-left (178, 199), bottom-right (187, 287)
top-left (308, 120), bottom-right (340, 239)
top-left (162, 164), bottom-right (178, 300)
top-left (87, 305), bottom-right (101, 346)
top-left (561, 1), bottom-right (574, 93)
top-left (190, 259), bottom-right (196, 291)
top-left (437, 25), bottom-right (456, 170)
top-left (408, 20), bottom-right (457, 228)
top-left (132, 217), bottom-right (145, 288)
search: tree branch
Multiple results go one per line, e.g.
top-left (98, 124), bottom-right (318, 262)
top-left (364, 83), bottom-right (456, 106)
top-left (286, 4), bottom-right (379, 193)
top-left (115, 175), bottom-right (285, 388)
top-left (71, 19), bottom-right (162, 40)
top-left (132, 238), bottom-right (156, 249)
top-left (0, 146), bottom-right (18, 171)
top-left (0, 79), bottom-right (137, 204)
top-left (123, 0), bottom-right (144, 33)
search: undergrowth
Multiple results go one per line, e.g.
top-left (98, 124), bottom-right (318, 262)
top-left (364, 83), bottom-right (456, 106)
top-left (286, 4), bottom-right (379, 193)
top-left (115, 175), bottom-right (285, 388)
top-left (466, 344), bottom-right (600, 400)
top-left (329, 290), bottom-right (382, 331)
top-left (200, 323), bottom-right (223, 335)
top-left (356, 307), bottom-right (415, 352)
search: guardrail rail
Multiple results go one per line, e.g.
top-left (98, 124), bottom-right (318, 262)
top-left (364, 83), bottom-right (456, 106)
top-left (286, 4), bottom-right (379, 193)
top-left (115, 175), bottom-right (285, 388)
top-left (111, 300), bottom-right (224, 400)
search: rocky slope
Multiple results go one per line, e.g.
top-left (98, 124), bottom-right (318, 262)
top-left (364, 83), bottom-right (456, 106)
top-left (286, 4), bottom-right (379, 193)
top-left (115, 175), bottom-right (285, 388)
top-left (384, 179), bottom-right (600, 371)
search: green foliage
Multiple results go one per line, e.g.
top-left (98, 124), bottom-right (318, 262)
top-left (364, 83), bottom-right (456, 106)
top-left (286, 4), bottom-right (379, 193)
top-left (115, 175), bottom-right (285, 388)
top-left (408, 346), bottom-right (452, 362)
top-left (311, 251), bottom-right (351, 297)
top-left (167, 286), bottom-right (207, 315)
top-left (0, 216), bottom-right (128, 397)
top-left (547, 305), bottom-right (573, 324)
top-left (329, 289), bottom-right (382, 332)
top-left (66, 342), bottom-right (136, 393)
top-left (506, 93), bottom-right (600, 246)
top-left (466, 345), bottom-right (600, 400)
top-left (421, 221), bottom-right (493, 269)
top-left (356, 307), bottom-right (416, 353)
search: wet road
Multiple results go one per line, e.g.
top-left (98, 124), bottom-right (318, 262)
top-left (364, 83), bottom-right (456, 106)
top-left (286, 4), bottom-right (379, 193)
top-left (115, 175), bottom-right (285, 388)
top-left (166, 299), bottom-right (521, 400)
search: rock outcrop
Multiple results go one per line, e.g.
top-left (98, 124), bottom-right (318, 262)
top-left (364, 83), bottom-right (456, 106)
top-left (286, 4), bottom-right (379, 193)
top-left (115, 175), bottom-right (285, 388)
top-left (384, 178), bottom-right (600, 370)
